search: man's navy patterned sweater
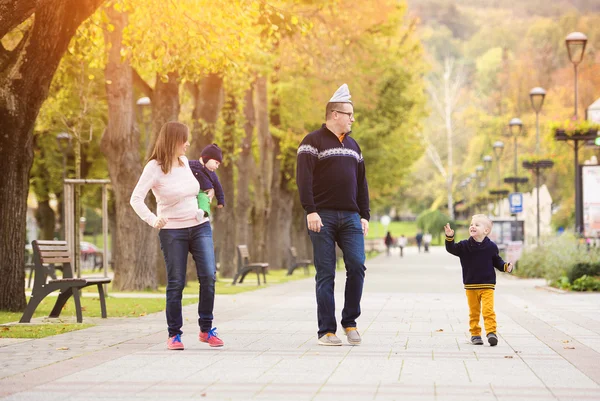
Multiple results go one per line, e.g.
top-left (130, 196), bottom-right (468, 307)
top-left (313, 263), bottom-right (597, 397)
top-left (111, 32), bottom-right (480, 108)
top-left (445, 236), bottom-right (509, 290)
top-left (296, 124), bottom-right (370, 220)
top-left (188, 160), bottom-right (225, 206)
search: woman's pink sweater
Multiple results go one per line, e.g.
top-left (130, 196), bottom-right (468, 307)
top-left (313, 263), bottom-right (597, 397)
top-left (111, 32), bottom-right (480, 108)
top-left (130, 156), bottom-right (207, 229)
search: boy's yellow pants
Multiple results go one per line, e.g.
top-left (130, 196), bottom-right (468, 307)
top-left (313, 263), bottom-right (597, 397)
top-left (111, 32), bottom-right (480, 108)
top-left (466, 289), bottom-right (496, 336)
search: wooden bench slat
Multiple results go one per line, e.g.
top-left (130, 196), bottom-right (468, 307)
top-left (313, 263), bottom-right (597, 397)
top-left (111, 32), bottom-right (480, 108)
top-left (40, 257), bottom-right (73, 264)
top-left (37, 245), bottom-right (70, 251)
top-left (39, 251), bottom-right (71, 258)
top-left (35, 240), bottom-right (67, 245)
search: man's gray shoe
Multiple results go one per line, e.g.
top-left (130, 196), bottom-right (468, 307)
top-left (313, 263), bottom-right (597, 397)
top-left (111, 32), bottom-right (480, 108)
top-left (487, 333), bottom-right (498, 346)
top-left (344, 327), bottom-right (361, 345)
top-left (318, 333), bottom-right (342, 346)
top-left (471, 336), bottom-right (484, 345)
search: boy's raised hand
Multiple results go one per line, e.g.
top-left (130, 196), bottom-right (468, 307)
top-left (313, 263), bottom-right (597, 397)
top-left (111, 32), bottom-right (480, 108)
top-left (444, 223), bottom-right (454, 237)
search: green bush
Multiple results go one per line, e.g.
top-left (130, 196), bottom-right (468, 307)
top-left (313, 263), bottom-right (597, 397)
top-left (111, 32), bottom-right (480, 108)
top-left (515, 234), bottom-right (600, 283)
top-left (568, 262), bottom-right (600, 283)
top-left (571, 275), bottom-right (600, 291)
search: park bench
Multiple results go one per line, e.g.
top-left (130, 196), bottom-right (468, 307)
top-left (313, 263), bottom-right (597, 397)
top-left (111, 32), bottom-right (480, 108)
top-left (232, 245), bottom-right (268, 285)
top-left (287, 247), bottom-right (311, 276)
top-left (20, 240), bottom-right (112, 323)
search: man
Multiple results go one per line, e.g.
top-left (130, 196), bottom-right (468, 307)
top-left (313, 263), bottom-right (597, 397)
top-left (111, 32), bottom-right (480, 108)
top-left (296, 84), bottom-right (370, 346)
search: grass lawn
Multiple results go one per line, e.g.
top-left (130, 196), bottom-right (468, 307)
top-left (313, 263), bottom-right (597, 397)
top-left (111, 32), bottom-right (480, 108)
top-left (0, 324), bottom-right (94, 338)
top-left (0, 297), bottom-right (199, 338)
top-left (367, 221), bottom-right (418, 239)
top-left (5, 267), bottom-right (317, 338)
top-left (75, 266), bottom-right (317, 296)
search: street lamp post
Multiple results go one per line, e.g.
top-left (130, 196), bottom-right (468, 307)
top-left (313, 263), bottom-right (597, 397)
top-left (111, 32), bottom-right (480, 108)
top-left (137, 96), bottom-right (152, 154)
top-left (527, 87), bottom-right (552, 245)
top-left (504, 118), bottom-right (528, 222)
top-left (492, 141), bottom-right (504, 186)
top-left (566, 32), bottom-right (587, 120)
top-left (529, 87), bottom-right (546, 155)
top-left (565, 32), bottom-right (588, 234)
top-left (56, 132), bottom-right (72, 240)
top-left (491, 141), bottom-right (505, 216)
top-left (56, 132), bottom-right (71, 182)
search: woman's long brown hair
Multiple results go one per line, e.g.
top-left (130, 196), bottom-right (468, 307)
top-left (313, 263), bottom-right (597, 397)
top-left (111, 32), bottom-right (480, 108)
top-left (147, 121), bottom-right (189, 174)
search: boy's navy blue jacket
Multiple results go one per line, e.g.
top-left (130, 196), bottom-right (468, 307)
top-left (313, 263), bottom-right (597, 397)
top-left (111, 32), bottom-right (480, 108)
top-left (296, 124), bottom-right (370, 220)
top-left (445, 235), bottom-right (509, 290)
top-left (188, 160), bottom-right (225, 206)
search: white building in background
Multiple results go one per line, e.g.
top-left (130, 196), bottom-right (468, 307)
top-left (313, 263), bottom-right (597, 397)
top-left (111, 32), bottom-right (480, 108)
top-left (493, 184), bottom-right (553, 245)
top-left (587, 97), bottom-right (600, 123)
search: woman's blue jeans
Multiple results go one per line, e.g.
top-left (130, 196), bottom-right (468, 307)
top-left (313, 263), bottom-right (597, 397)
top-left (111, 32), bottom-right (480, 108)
top-left (158, 222), bottom-right (216, 337)
top-left (308, 210), bottom-right (366, 337)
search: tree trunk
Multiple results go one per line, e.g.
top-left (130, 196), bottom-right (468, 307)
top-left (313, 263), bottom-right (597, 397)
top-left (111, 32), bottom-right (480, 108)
top-left (267, 138), bottom-right (295, 270)
top-left (236, 85), bottom-right (256, 249)
top-left (102, 6), bottom-right (159, 291)
top-left (34, 200), bottom-right (56, 240)
top-left (0, 0), bottom-right (104, 311)
top-left (251, 75), bottom-right (274, 261)
top-left (189, 74), bottom-right (223, 159)
top-left (146, 72), bottom-right (180, 158)
top-left (266, 67), bottom-right (294, 270)
top-left (292, 196), bottom-right (312, 261)
top-left (214, 93), bottom-right (237, 278)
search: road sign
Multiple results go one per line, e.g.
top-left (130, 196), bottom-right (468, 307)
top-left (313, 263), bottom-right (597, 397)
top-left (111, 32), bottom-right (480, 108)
top-left (509, 192), bottom-right (523, 214)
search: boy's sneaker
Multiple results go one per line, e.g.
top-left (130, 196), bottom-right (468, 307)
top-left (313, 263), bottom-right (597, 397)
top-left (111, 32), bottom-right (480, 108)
top-left (487, 333), bottom-right (498, 346)
top-left (199, 327), bottom-right (224, 347)
top-left (471, 336), bottom-right (484, 345)
top-left (167, 334), bottom-right (184, 350)
top-left (344, 327), bottom-right (362, 345)
top-left (318, 333), bottom-right (342, 346)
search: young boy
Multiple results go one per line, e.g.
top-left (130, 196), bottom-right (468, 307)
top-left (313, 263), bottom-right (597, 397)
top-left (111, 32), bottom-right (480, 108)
top-left (444, 215), bottom-right (513, 346)
top-left (188, 144), bottom-right (225, 220)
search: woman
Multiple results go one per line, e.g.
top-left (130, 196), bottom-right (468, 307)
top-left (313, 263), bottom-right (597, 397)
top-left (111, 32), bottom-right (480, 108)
top-left (130, 121), bottom-right (223, 350)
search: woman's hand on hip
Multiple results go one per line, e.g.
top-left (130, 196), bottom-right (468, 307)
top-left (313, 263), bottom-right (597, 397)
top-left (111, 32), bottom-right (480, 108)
top-left (153, 217), bottom-right (169, 229)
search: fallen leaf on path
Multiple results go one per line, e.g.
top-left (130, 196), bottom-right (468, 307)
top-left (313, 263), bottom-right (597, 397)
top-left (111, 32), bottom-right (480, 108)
top-left (200, 393), bottom-right (207, 397)
top-left (564, 346), bottom-right (575, 349)
top-left (504, 355), bottom-right (513, 358)
top-left (562, 340), bottom-right (570, 343)
top-left (514, 350), bottom-right (522, 353)
top-left (435, 329), bottom-right (444, 332)
top-left (56, 347), bottom-right (69, 350)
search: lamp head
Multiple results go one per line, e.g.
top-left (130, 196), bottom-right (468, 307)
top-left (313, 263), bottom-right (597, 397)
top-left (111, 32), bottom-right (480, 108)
top-left (508, 118), bottom-right (523, 136)
top-left (565, 32), bottom-right (588, 65)
top-left (529, 87), bottom-right (546, 113)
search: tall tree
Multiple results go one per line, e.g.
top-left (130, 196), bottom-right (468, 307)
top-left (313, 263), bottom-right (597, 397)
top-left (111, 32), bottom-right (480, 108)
top-left (0, 0), bottom-right (105, 311)
top-left (102, 4), bottom-right (159, 290)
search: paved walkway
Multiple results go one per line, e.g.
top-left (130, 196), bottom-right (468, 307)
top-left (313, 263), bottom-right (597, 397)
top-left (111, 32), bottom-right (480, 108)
top-left (1, 246), bottom-right (600, 400)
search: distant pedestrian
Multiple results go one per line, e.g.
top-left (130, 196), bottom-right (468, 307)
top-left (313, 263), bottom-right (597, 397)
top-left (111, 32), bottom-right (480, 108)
top-left (397, 234), bottom-right (407, 257)
top-left (384, 231), bottom-right (394, 256)
top-left (444, 215), bottom-right (513, 347)
top-left (423, 232), bottom-right (432, 253)
top-left (415, 231), bottom-right (423, 253)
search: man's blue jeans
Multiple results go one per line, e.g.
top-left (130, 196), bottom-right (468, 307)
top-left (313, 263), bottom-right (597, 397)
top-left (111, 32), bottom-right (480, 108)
top-left (158, 222), bottom-right (216, 337)
top-left (308, 210), bottom-right (366, 337)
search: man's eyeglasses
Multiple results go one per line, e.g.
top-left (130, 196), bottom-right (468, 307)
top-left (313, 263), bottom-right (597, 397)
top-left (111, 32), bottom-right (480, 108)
top-left (333, 110), bottom-right (353, 118)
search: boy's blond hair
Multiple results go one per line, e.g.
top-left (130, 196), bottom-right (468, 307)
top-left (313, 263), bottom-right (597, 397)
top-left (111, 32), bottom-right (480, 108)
top-left (471, 214), bottom-right (493, 232)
